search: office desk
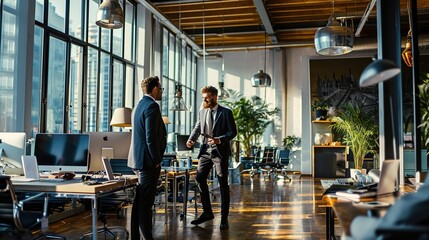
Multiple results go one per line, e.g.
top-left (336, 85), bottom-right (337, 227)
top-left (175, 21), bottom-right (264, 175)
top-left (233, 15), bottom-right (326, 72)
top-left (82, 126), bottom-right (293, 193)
top-left (320, 182), bottom-right (415, 240)
top-left (12, 177), bottom-right (137, 240)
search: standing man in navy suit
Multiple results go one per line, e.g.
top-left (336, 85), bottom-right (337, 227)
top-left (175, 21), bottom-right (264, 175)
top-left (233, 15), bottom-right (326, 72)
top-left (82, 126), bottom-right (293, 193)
top-left (187, 86), bottom-right (237, 230)
top-left (128, 76), bottom-right (166, 240)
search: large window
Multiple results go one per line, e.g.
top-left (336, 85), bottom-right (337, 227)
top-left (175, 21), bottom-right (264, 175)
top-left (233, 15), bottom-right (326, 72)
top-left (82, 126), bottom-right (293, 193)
top-left (0, 0), bottom-right (18, 131)
top-left (32, 0), bottom-right (138, 134)
top-left (0, 1), bottom-right (198, 135)
top-left (160, 27), bottom-right (197, 136)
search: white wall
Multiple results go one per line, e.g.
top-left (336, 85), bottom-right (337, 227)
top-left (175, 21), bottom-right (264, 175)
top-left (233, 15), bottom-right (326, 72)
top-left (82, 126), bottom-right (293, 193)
top-left (197, 48), bottom-right (285, 146)
top-left (197, 46), bottom-right (375, 175)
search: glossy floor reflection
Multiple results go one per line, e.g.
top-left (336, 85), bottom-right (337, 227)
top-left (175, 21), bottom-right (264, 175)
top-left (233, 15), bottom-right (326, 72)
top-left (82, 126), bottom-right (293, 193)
top-left (46, 174), bottom-right (332, 240)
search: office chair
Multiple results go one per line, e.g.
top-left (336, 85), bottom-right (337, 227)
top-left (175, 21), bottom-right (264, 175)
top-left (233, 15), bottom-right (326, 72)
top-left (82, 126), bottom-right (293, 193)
top-left (250, 147), bottom-right (278, 179)
top-left (80, 159), bottom-right (133, 240)
top-left (276, 149), bottom-right (292, 181)
top-left (0, 175), bottom-right (66, 240)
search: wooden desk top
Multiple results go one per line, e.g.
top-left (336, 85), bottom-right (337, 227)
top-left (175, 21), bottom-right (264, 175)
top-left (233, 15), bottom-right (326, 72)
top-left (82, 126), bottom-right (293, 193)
top-left (12, 176), bottom-right (138, 195)
top-left (321, 184), bottom-right (416, 207)
top-left (322, 184), bottom-right (416, 237)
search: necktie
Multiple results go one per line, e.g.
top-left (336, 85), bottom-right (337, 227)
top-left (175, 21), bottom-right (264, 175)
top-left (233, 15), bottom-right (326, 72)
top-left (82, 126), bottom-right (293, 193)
top-left (206, 109), bottom-right (213, 137)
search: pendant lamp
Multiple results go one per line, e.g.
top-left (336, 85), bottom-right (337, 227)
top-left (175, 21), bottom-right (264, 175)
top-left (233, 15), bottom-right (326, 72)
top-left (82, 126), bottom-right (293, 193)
top-left (170, 84), bottom-right (188, 111)
top-left (218, 14), bottom-right (231, 100)
top-left (402, 30), bottom-right (413, 67)
top-left (251, 32), bottom-right (272, 87)
top-left (314, 15), bottom-right (354, 56)
top-left (96, 0), bottom-right (124, 29)
top-left (218, 82), bottom-right (230, 99)
top-left (359, 59), bottom-right (401, 87)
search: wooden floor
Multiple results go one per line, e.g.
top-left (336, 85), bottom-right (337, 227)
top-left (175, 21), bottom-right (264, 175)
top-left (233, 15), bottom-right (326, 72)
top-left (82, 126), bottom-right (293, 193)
top-left (38, 174), bottom-right (335, 240)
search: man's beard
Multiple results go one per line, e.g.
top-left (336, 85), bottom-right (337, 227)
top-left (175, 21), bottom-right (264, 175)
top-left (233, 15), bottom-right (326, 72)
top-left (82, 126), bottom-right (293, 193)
top-left (203, 99), bottom-right (216, 109)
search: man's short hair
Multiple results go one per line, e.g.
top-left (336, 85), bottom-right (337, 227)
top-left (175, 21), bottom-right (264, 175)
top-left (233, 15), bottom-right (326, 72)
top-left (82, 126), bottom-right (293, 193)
top-left (141, 76), bottom-right (160, 94)
top-left (201, 86), bottom-right (218, 96)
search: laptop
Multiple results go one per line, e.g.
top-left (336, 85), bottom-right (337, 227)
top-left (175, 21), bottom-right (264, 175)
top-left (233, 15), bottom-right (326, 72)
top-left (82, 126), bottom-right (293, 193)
top-left (12, 156), bottom-right (64, 182)
top-left (336, 160), bottom-right (400, 200)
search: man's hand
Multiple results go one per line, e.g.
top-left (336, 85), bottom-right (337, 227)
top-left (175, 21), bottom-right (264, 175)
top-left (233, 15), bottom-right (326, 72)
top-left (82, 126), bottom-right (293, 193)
top-left (186, 140), bottom-right (195, 148)
top-left (208, 138), bottom-right (220, 145)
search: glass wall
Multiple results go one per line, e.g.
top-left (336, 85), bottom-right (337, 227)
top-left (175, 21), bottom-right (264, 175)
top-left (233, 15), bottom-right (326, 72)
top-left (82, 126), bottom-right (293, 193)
top-left (160, 26), bottom-right (197, 138)
top-left (0, 0), bottom-right (19, 131)
top-left (0, 0), bottom-right (198, 139)
top-left (32, 0), bottom-right (137, 134)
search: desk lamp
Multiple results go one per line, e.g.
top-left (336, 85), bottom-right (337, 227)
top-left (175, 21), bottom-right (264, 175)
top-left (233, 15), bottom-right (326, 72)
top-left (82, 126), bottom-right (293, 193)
top-left (110, 107), bottom-right (132, 128)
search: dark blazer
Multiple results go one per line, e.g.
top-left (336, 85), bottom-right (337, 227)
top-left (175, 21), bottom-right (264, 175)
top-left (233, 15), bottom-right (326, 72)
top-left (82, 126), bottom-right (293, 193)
top-left (189, 105), bottom-right (237, 160)
top-left (128, 96), bottom-right (167, 170)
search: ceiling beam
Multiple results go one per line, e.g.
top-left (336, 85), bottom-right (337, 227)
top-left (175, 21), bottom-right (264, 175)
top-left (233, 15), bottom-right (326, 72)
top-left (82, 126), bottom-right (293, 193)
top-left (252, 0), bottom-right (278, 44)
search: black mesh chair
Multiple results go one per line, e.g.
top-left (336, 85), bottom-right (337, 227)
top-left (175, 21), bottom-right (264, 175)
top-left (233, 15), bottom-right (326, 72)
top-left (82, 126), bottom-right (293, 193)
top-left (0, 175), bottom-right (66, 239)
top-left (250, 147), bottom-right (278, 178)
top-left (276, 149), bottom-right (292, 181)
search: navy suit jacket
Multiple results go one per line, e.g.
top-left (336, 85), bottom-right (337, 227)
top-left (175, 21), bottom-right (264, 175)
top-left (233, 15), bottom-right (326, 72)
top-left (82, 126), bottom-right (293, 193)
top-left (189, 105), bottom-right (237, 160)
top-left (128, 96), bottom-right (167, 170)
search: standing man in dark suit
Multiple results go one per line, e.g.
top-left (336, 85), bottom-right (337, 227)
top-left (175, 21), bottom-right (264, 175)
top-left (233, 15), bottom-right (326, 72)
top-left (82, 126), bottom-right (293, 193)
top-left (128, 76), bottom-right (166, 240)
top-left (186, 86), bottom-right (237, 230)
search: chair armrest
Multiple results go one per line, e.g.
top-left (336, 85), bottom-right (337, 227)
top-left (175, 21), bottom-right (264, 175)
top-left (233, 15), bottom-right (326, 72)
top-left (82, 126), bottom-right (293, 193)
top-left (376, 225), bottom-right (429, 239)
top-left (17, 192), bottom-right (46, 210)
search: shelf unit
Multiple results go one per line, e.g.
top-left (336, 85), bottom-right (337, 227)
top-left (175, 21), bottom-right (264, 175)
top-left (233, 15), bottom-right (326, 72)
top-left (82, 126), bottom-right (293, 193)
top-left (312, 120), bottom-right (348, 178)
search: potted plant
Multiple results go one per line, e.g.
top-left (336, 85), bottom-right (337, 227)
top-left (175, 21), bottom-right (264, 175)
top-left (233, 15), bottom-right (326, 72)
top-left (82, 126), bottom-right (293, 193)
top-left (418, 74), bottom-right (429, 152)
top-left (331, 101), bottom-right (378, 171)
top-left (311, 98), bottom-right (329, 119)
top-left (282, 135), bottom-right (300, 151)
top-left (281, 135), bottom-right (301, 159)
top-left (220, 90), bottom-right (279, 158)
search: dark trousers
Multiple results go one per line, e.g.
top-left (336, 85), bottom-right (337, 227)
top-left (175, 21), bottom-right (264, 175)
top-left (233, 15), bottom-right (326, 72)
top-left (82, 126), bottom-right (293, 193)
top-left (196, 149), bottom-right (230, 222)
top-left (131, 168), bottom-right (161, 240)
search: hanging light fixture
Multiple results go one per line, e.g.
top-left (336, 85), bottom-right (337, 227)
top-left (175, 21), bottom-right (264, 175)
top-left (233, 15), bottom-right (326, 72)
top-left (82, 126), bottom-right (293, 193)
top-left (218, 12), bottom-right (230, 100)
top-left (170, 1), bottom-right (188, 112)
top-left (402, 2), bottom-right (413, 67)
top-left (96, 0), bottom-right (124, 29)
top-left (359, 59), bottom-right (401, 87)
top-left (251, 32), bottom-right (272, 87)
top-left (314, 2), bottom-right (354, 56)
top-left (170, 84), bottom-right (188, 111)
top-left (402, 30), bottom-right (412, 67)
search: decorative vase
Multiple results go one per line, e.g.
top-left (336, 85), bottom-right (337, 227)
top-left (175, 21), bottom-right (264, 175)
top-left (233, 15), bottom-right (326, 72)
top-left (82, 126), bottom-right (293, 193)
top-left (314, 133), bottom-right (324, 145)
top-left (323, 133), bottom-right (332, 145)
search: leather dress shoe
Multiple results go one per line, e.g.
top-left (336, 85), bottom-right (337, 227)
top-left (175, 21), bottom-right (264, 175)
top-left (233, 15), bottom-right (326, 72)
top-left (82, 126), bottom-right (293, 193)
top-left (191, 213), bottom-right (214, 225)
top-left (220, 221), bottom-right (229, 230)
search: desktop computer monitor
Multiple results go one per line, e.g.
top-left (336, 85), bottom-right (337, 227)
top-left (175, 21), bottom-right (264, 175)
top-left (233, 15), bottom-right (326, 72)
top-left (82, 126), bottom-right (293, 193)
top-left (176, 134), bottom-right (192, 158)
top-left (34, 133), bottom-right (90, 173)
top-left (0, 132), bottom-right (26, 174)
top-left (87, 132), bottom-right (131, 171)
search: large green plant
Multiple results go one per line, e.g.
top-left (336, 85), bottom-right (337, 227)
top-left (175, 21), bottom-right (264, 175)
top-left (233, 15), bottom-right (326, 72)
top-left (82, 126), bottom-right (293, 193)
top-left (220, 90), bottom-right (279, 157)
top-left (331, 101), bottom-right (378, 169)
top-left (418, 74), bottom-right (429, 151)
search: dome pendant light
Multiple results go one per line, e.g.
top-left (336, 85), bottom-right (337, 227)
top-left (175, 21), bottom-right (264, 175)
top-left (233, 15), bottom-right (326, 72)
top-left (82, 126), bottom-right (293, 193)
top-left (314, 15), bottom-right (354, 56)
top-left (96, 0), bottom-right (125, 29)
top-left (251, 32), bottom-right (272, 87)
